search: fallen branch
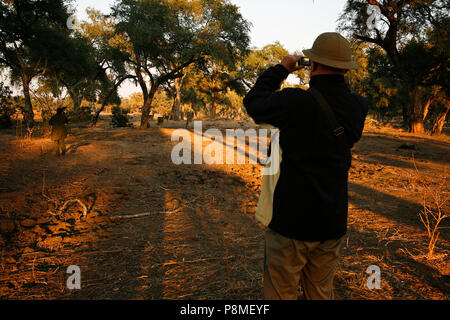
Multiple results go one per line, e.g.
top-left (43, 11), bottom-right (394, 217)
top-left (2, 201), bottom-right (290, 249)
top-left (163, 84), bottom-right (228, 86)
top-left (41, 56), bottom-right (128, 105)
top-left (157, 256), bottom-right (235, 267)
top-left (116, 207), bottom-right (184, 219)
top-left (115, 212), bottom-right (159, 219)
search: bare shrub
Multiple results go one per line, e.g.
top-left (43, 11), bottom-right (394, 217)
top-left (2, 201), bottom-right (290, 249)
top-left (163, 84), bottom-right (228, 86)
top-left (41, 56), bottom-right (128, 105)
top-left (405, 158), bottom-right (449, 260)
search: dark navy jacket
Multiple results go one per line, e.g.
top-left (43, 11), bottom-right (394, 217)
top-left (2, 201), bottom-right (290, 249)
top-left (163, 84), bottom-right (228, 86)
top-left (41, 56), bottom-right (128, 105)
top-left (244, 64), bottom-right (368, 241)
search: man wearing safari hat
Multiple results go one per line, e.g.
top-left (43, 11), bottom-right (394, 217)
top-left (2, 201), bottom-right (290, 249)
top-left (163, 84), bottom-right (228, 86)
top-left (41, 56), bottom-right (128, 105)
top-left (49, 107), bottom-right (69, 156)
top-left (244, 32), bottom-right (368, 300)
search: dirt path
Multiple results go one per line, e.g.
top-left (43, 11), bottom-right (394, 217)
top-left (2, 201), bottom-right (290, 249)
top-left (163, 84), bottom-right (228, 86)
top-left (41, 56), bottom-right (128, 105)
top-left (0, 119), bottom-right (448, 299)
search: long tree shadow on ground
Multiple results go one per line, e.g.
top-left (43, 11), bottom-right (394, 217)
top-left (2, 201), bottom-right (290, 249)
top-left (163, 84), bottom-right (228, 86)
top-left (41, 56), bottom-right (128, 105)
top-left (348, 182), bottom-right (449, 242)
top-left (354, 131), bottom-right (449, 169)
top-left (61, 127), bottom-right (264, 300)
top-left (335, 221), bottom-right (449, 300)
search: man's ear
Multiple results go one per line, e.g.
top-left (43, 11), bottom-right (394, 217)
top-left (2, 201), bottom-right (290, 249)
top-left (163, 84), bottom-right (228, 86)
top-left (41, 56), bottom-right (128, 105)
top-left (311, 61), bottom-right (318, 72)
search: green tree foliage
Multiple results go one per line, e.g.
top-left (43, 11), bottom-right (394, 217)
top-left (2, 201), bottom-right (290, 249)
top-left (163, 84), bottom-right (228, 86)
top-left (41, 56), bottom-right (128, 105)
top-left (111, 0), bottom-right (250, 129)
top-left (242, 42), bottom-right (309, 91)
top-left (339, 0), bottom-right (450, 134)
top-left (121, 92), bottom-right (144, 114)
top-left (0, 0), bottom-right (73, 128)
top-left (218, 89), bottom-right (247, 119)
top-left (197, 60), bottom-right (247, 119)
top-left (151, 91), bottom-right (173, 116)
top-left (80, 9), bottom-right (136, 125)
top-left (345, 42), bottom-right (370, 96)
top-left (242, 42), bottom-right (289, 89)
top-left (43, 34), bottom-right (99, 122)
top-left (30, 81), bottom-right (71, 125)
top-left (0, 82), bottom-right (14, 128)
top-left (349, 45), bottom-right (409, 120)
top-left (175, 42), bottom-right (305, 120)
top-left (111, 105), bottom-right (131, 127)
top-left (180, 66), bottom-right (208, 115)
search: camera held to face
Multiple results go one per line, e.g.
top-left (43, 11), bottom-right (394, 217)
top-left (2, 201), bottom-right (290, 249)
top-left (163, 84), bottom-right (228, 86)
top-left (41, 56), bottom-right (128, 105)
top-left (298, 57), bottom-right (311, 67)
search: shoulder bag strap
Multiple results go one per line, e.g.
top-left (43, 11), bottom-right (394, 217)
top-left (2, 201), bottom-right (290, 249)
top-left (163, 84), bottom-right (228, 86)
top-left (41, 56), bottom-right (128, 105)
top-left (308, 87), bottom-right (352, 165)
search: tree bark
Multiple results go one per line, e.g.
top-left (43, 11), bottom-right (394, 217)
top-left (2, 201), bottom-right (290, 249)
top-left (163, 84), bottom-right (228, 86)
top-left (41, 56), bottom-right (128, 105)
top-left (92, 105), bottom-right (104, 126)
top-left (422, 98), bottom-right (434, 121)
top-left (71, 93), bottom-right (83, 116)
top-left (171, 77), bottom-right (183, 121)
top-left (431, 101), bottom-right (449, 136)
top-left (140, 85), bottom-right (158, 130)
top-left (408, 87), bottom-right (425, 134)
top-left (21, 75), bottom-right (35, 129)
top-left (402, 104), bottom-right (409, 126)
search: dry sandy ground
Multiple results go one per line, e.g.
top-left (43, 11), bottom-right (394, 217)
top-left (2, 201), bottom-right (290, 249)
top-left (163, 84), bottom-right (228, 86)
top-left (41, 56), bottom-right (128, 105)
top-left (0, 117), bottom-right (448, 300)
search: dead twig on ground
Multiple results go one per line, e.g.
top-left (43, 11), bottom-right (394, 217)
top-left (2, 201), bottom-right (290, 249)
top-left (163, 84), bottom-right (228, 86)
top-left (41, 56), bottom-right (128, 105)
top-left (60, 199), bottom-right (88, 219)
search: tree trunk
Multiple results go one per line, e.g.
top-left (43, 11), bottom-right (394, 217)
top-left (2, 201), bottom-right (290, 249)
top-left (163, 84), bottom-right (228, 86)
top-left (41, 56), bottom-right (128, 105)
top-left (140, 86), bottom-right (158, 130)
top-left (408, 87), bottom-right (425, 134)
top-left (170, 94), bottom-right (177, 120)
top-left (71, 94), bottom-right (83, 120)
top-left (402, 104), bottom-right (409, 126)
top-left (171, 77), bottom-right (183, 121)
top-left (92, 106), bottom-right (103, 126)
top-left (431, 101), bottom-right (449, 136)
top-left (210, 91), bottom-right (218, 119)
top-left (422, 98), bottom-right (434, 121)
top-left (73, 96), bottom-right (82, 114)
top-left (21, 76), bottom-right (35, 129)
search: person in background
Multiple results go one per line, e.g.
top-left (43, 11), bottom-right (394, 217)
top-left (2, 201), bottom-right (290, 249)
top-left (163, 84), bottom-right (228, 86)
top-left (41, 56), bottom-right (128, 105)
top-left (49, 107), bottom-right (69, 156)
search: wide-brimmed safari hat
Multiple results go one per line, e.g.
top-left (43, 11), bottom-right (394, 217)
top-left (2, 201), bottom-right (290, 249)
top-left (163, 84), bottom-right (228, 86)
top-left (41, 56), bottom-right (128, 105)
top-left (303, 32), bottom-right (358, 70)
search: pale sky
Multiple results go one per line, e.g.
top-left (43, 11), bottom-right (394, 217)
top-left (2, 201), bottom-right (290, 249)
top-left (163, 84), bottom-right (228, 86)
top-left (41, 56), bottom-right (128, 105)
top-left (74, 0), bottom-right (348, 53)
top-left (4, 0), bottom-right (349, 98)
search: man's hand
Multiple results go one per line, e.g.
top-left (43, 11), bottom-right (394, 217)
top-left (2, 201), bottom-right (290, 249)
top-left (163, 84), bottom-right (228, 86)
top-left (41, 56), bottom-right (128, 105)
top-left (281, 55), bottom-right (304, 73)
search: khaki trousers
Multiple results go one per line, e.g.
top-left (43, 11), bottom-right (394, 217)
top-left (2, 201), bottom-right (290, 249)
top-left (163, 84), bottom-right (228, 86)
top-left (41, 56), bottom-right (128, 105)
top-left (54, 139), bottom-right (66, 156)
top-left (264, 228), bottom-right (345, 300)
